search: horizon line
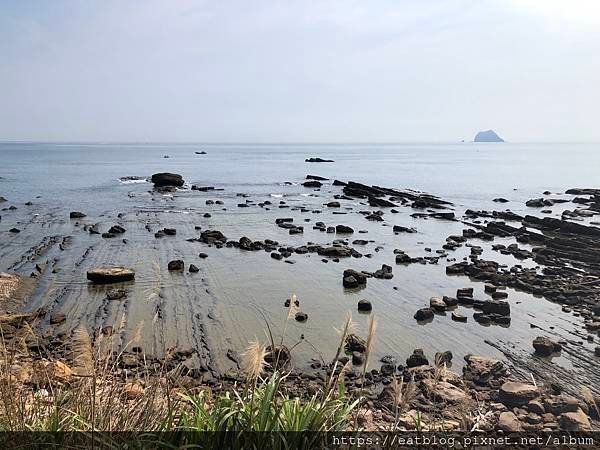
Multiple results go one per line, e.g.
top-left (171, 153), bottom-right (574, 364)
top-left (1, 139), bottom-right (599, 146)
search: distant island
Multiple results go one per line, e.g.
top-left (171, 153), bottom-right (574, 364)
top-left (474, 129), bottom-right (504, 142)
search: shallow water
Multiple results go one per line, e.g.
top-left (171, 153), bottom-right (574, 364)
top-left (1, 142), bottom-right (599, 375)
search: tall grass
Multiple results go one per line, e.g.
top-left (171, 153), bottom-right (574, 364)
top-left (0, 294), bottom-right (360, 434)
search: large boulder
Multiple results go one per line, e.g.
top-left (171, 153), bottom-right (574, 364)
top-left (86, 267), bottom-right (135, 284)
top-left (499, 381), bottom-right (539, 406)
top-left (151, 173), bottom-right (184, 187)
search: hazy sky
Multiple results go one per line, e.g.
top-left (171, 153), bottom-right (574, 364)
top-left (1, 0), bottom-right (599, 143)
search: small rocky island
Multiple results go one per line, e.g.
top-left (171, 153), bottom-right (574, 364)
top-left (474, 129), bottom-right (504, 142)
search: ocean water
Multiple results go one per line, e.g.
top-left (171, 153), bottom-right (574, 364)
top-left (1, 141), bottom-right (599, 375)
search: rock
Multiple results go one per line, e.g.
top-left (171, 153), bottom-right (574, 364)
top-left (493, 198), bottom-right (509, 203)
top-left (49, 313), bottom-right (66, 325)
top-left (352, 352), bottom-right (364, 365)
top-left (151, 173), bottom-right (184, 187)
top-left (189, 264), bottom-right (200, 273)
top-left (167, 260), bottom-right (185, 271)
top-left (443, 296), bottom-right (458, 307)
top-left (87, 267), bottom-right (135, 284)
top-left (497, 411), bottom-right (522, 432)
top-left (106, 288), bottom-right (127, 300)
top-left (434, 351), bottom-right (453, 365)
top-left (343, 269), bottom-right (367, 288)
top-left (526, 198), bottom-right (546, 208)
top-left (372, 264), bottom-right (393, 279)
top-left (560, 408), bottom-right (591, 431)
top-left (451, 312), bottom-right (467, 322)
top-left (271, 252), bottom-right (283, 260)
top-left (305, 157), bottom-right (334, 163)
top-left (499, 382), bottom-right (539, 406)
top-left (295, 311), bottom-right (308, 322)
top-left (345, 334), bottom-right (366, 353)
top-left (474, 129), bottom-right (504, 142)
top-left (326, 201), bottom-right (340, 208)
top-left (336, 225), bottom-right (354, 234)
top-left (532, 336), bottom-right (561, 356)
top-left (9, 228), bottom-right (20, 233)
top-left (422, 379), bottom-right (468, 403)
top-left (393, 225), bottom-right (417, 233)
top-left (163, 228), bottom-right (177, 236)
top-left (429, 296), bottom-right (446, 312)
top-left (302, 180), bottom-right (322, 188)
top-left (124, 382), bottom-right (145, 400)
top-left (481, 300), bottom-right (510, 316)
top-left (69, 211), bottom-right (86, 219)
top-left (199, 253), bottom-right (208, 259)
top-left (414, 308), bottom-right (434, 321)
top-left (284, 297), bottom-right (300, 307)
top-left (527, 400), bottom-right (545, 415)
top-left (357, 299), bottom-right (372, 312)
top-left (406, 349), bottom-right (428, 368)
top-left (108, 225), bottom-right (126, 234)
top-left (463, 355), bottom-right (508, 386)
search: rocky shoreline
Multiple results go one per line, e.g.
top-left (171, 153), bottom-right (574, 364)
top-left (2, 170), bottom-right (600, 431)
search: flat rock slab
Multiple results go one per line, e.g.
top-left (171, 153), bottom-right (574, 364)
top-left (87, 267), bottom-right (135, 284)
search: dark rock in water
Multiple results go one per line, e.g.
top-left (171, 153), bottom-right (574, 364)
top-left (101, 232), bottom-right (116, 239)
top-left (357, 299), bottom-right (372, 312)
top-left (352, 352), bottom-right (364, 365)
top-left (526, 198), bottom-right (548, 208)
top-left (493, 198), bottom-right (509, 203)
top-left (107, 288), bottom-right (127, 300)
top-left (199, 253), bottom-right (208, 259)
top-left (69, 211), bottom-right (86, 219)
top-left (189, 264), bottom-right (200, 273)
top-left (284, 297), bottom-right (300, 307)
top-left (373, 264), bottom-right (393, 279)
top-left (163, 228), bottom-right (177, 236)
top-left (195, 151), bottom-right (207, 155)
top-left (0, 196), bottom-right (7, 202)
top-left (168, 260), bottom-right (185, 271)
top-left (393, 225), bottom-right (417, 233)
top-left (271, 252), bottom-right (283, 260)
top-left (326, 201), bottom-right (340, 208)
top-left (108, 225), bottom-right (126, 234)
top-left (306, 174), bottom-right (328, 181)
top-left (192, 185), bottom-right (215, 191)
top-left (343, 269), bottom-right (367, 288)
top-left (414, 308), bottom-right (434, 321)
top-left (305, 157), bottom-right (334, 163)
top-left (87, 267), bottom-right (135, 284)
top-left (451, 312), bottom-right (467, 322)
top-left (9, 228), bottom-right (20, 233)
top-left (480, 300), bottom-right (510, 316)
top-left (333, 180), bottom-right (347, 186)
top-left (302, 180), bottom-right (322, 188)
top-left (533, 336), bottom-right (562, 356)
top-left (406, 349), bottom-right (429, 367)
top-left (200, 229), bottom-right (227, 244)
top-left (336, 224), bottom-right (354, 234)
top-left (368, 196), bottom-right (396, 207)
top-left (295, 311), bottom-right (308, 322)
top-left (151, 173), bottom-right (184, 187)
top-left (443, 296), bottom-right (458, 307)
top-left (474, 130), bottom-right (504, 142)
top-left (345, 334), bottom-right (366, 353)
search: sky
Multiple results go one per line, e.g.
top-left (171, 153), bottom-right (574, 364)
top-left (1, 0), bottom-right (599, 143)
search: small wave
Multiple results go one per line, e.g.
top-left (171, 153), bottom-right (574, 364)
top-left (270, 194), bottom-right (284, 198)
